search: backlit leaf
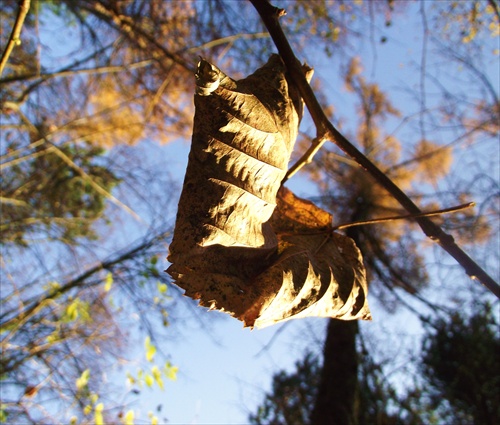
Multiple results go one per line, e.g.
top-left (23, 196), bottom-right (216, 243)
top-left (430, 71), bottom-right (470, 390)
top-left (144, 336), bottom-right (156, 362)
top-left (151, 366), bottom-right (164, 390)
top-left (124, 410), bottom-right (134, 425)
top-left (76, 369), bottom-right (90, 390)
top-left (167, 55), bottom-right (370, 328)
top-left (94, 403), bottom-right (104, 425)
top-left (164, 362), bottom-right (178, 381)
top-left (104, 272), bottom-right (113, 292)
top-left (157, 282), bottom-right (167, 294)
top-left (145, 374), bottom-right (154, 388)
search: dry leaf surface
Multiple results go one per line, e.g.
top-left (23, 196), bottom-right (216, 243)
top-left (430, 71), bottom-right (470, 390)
top-left (167, 55), bottom-right (370, 328)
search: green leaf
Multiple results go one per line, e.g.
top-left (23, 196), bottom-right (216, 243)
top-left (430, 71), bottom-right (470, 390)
top-left (76, 369), bottom-right (90, 390)
top-left (104, 272), bottom-right (113, 292)
top-left (0, 407), bottom-right (7, 423)
top-left (65, 299), bottom-right (79, 322)
top-left (126, 372), bottom-right (136, 386)
top-left (63, 299), bottom-right (91, 323)
top-left (151, 366), bottom-right (164, 390)
top-left (164, 362), bottom-right (178, 381)
top-left (145, 374), bottom-right (154, 388)
top-left (124, 410), bottom-right (134, 425)
top-left (144, 336), bottom-right (156, 362)
top-left (46, 331), bottom-right (59, 344)
top-left (94, 403), bottom-right (104, 425)
top-left (44, 281), bottom-right (61, 292)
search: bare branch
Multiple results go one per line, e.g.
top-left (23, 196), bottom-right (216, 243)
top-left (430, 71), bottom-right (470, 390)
top-left (250, 0), bottom-right (500, 298)
top-left (1, 103), bottom-right (142, 222)
top-left (283, 135), bottom-right (327, 182)
top-left (333, 202), bottom-right (476, 231)
top-left (50, 145), bottom-right (143, 222)
top-left (0, 0), bottom-right (31, 77)
top-left (0, 230), bottom-right (169, 328)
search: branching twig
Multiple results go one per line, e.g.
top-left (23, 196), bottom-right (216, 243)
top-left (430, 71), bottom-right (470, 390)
top-left (284, 135), bottom-right (328, 182)
top-left (0, 230), bottom-right (170, 327)
top-left (50, 146), bottom-right (143, 222)
top-left (250, 0), bottom-right (500, 298)
top-left (0, 0), bottom-right (31, 77)
top-left (1, 101), bottom-right (142, 221)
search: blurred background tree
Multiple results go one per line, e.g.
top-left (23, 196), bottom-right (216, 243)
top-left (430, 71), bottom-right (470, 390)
top-left (1, 0), bottom-right (498, 423)
top-left (250, 301), bottom-right (500, 425)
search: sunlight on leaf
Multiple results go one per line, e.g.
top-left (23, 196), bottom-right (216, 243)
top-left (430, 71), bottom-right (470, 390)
top-left (76, 369), bottom-right (90, 390)
top-left (46, 331), bottom-right (59, 344)
top-left (145, 374), bottom-right (154, 388)
top-left (0, 407), bottom-right (7, 423)
top-left (43, 281), bottom-right (61, 292)
top-left (164, 362), bottom-right (178, 381)
top-left (144, 336), bottom-right (156, 362)
top-left (157, 282), bottom-right (167, 294)
top-left (63, 299), bottom-right (92, 324)
top-left (104, 272), bottom-right (113, 292)
top-left (126, 372), bottom-right (136, 386)
top-left (151, 366), bottom-right (164, 390)
top-left (65, 300), bottom-right (79, 322)
top-left (94, 403), bottom-right (104, 425)
top-left (148, 411), bottom-right (159, 425)
top-left (124, 409), bottom-right (134, 425)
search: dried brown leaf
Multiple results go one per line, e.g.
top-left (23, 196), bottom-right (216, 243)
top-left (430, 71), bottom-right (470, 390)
top-left (167, 55), bottom-right (370, 328)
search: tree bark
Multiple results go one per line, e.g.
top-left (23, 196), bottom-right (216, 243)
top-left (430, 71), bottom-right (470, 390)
top-left (310, 319), bottom-right (359, 425)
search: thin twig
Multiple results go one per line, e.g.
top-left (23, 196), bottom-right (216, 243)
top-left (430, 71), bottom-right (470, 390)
top-left (332, 202), bottom-right (475, 231)
top-left (89, 1), bottom-right (195, 73)
top-left (1, 230), bottom-right (169, 328)
top-left (250, 0), bottom-right (500, 298)
top-left (185, 32), bottom-right (270, 54)
top-left (0, 0), bottom-right (31, 77)
top-left (2, 104), bottom-right (142, 221)
top-left (284, 135), bottom-right (328, 182)
top-left (50, 146), bottom-right (143, 222)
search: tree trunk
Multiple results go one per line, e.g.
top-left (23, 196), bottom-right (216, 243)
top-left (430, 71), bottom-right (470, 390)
top-left (310, 319), bottom-right (359, 425)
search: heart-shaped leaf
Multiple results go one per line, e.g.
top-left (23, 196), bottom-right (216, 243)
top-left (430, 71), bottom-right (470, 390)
top-left (167, 55), bottom-right (370, 328)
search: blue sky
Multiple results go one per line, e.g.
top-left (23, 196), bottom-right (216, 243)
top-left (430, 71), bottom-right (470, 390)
top-left (4, 1), bottom-right (498, 423)
top-left (136, 4), bottom-right (499, 422)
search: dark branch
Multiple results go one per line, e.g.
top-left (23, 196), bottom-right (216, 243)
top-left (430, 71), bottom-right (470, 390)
top-left (249, 0), bottom-right (500, 298)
